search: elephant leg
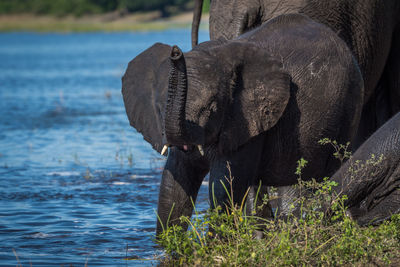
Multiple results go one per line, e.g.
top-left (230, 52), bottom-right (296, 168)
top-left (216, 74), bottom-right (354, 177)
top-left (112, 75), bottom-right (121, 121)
top-left (372, 31), bottom-right (400, 132)
top-left (209, 134), bottom-right (265, 211)
top-left (354, 79), bottom-right (393, 149)
top-left (355, 29), bottom-right (400, 149)
top-left (273, 185), bottom-right (303, 219)
top-left (246, 184), bottom-right (273, 218)
top-left (156, 147), bottom-right (209, 236)
top-left (383, 30), bottom-right (400, 118)
top-left (246, 184), bottom-right (274, 239)
top-left (354, 96), bottom-right (379, 149)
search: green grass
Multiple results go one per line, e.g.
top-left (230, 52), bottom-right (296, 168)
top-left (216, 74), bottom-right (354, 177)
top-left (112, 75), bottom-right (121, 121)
top-left (157, 183), bottom-right (400, 265)
top-left (157, 141), bottom-right (400, 266)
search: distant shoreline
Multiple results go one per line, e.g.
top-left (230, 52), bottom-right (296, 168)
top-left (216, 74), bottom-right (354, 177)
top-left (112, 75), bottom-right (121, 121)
top-left (0, 11), bottom-right (209, 32)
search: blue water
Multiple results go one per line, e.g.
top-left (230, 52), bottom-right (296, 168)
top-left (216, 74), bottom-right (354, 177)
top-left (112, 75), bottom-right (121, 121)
top-left (0, 30), bottom-right (209, 266)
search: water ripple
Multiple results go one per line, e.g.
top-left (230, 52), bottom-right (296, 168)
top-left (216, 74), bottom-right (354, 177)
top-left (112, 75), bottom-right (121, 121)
top-left (0, 30), bottom-right (209, 266)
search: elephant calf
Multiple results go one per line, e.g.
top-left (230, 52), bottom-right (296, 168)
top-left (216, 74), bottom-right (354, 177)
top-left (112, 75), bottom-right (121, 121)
top-left (122, 14), bottom-right (364, 234)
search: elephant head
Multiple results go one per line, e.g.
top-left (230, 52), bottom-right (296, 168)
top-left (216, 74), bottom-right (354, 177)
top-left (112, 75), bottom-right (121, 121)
top-left (122, 41), bottom-right (291, 157)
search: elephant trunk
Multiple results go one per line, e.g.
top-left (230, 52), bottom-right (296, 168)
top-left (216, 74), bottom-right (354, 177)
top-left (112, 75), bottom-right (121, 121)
top-left (165, 46), bottom-right (192, 145)
top-left (191, 0), bottom-right (203, 48)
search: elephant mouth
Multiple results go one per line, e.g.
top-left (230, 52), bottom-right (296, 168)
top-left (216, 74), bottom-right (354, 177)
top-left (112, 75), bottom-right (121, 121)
top-left (161, 143), bottom-right (205, 156)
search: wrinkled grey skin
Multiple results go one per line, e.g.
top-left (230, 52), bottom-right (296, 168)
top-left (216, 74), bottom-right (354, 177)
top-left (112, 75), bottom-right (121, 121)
top-left (333, 112), bottom-right (400, 225)
top-left (122, 14), bottom-right (364, 235)
top-left (192, 0), bottom-right (400, 148)
top-left (274, 112), bottom-right (400, 225)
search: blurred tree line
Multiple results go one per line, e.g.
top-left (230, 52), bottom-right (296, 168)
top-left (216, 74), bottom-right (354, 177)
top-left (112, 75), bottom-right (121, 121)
top-left (0, 0), bottom-right (210, 17)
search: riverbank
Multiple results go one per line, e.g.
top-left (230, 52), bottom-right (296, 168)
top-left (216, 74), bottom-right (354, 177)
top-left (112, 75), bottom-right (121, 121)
top-left (0, 11), bottom-right (209, 32)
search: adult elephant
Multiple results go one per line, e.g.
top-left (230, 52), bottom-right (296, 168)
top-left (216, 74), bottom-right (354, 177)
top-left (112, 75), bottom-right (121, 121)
top-left (192, 0), bottom-right (400, 147)
top-left (274, 112), bottom-right (400, 225)
top-left (122, 14), bottom-right (364, 234)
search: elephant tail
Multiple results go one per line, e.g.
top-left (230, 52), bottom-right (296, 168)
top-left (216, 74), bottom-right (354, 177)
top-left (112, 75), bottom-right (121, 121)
top-left (191, 0), bottom-right (204, 48)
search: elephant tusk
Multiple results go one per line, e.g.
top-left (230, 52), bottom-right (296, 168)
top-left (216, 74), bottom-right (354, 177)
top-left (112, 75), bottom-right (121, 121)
top-left (161, 144), bottom-right (170, 156)
top-left (197, 145), bottom-right (204, 156)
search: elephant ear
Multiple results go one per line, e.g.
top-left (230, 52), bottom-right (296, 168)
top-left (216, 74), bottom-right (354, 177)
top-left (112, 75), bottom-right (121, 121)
top-left (216, 42), bottom-right (291, 154)
top-left (122, 43), bottom-right (171, 154)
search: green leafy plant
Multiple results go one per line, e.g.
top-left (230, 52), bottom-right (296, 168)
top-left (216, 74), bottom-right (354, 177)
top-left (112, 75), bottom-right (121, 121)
top-left (157, 141), bottom-right (400, 266)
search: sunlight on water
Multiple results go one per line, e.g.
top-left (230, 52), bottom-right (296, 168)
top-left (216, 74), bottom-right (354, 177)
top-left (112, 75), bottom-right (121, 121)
top-left (0, 30), bottom-right (209, 266)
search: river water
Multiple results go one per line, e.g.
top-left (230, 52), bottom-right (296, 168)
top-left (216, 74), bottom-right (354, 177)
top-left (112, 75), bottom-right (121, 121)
top-left (0, 30), bottom-right (209, 266)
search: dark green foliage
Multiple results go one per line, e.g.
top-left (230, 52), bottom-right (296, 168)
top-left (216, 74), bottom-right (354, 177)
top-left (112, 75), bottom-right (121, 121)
top-left (0, 0), bottom-right (193, 17)
top-left (202, 0), bottom-right (210, 13)
top-left (0, 0), bottom-right (100, 16)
